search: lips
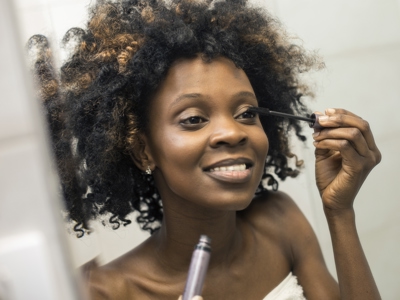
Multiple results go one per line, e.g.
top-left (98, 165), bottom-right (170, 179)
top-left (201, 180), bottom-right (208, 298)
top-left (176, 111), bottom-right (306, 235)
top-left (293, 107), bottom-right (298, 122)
top-left (203, 158), bottom-right (253, 171)
top-left (209, 163), bottom-right (246, 172)
top-left (203, 158), bottom-right (254, 183)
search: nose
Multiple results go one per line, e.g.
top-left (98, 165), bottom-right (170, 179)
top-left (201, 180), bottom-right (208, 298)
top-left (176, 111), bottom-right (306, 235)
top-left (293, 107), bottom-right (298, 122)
top-left (209, 116), bottom-right (248, 148)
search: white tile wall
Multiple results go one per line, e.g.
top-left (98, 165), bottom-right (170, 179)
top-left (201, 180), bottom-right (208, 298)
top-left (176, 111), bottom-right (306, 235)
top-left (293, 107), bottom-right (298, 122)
top-left (91, 214), bottom-right (150, 265)
top-left (275, 0), bottom-right (400, 57)
top-left (16, 7), bottom-right (54, 43)
top-left (360, 220), bottom-right (400, 299)
top-left (48, 2), bottom-right (91, 43)
top-left (64, 227), bottom-right (101, 268)
top-left (66, 212), bottom-right (150, 266)
top-left (10, 0), bottom-right (400, 298)
top-left (312, 45), bottom-right (400, 138)
top-left (270, 1), bottom-right (400, 299)
top-left (354, 135), bottom-right (400, 233)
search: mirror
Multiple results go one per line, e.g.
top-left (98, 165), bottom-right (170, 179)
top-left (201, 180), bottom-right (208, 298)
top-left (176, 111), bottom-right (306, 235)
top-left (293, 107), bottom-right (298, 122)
top-left (9, 0), bottom-right (400, 298)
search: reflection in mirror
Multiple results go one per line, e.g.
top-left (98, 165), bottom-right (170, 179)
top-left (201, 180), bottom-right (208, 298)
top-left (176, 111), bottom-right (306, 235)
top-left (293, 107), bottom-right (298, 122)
top-left (8, 0), bottom-right (400, 299)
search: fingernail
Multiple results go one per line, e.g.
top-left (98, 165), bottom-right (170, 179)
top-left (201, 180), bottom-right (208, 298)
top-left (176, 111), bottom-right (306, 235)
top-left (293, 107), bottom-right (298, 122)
top-left (192, 296), bottom-right (203, 300)
top-left (313, 141), bottom-right (319, 146)
top-left (312, 131), bottom-right (320, 138)
top-left (325, 108), bottom-right (335, 114)
top-left (318, 116), bottom-right (329, 122)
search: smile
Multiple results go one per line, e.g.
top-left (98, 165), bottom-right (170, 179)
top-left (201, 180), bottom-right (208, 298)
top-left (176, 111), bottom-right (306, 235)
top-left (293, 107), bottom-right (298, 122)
top-left (206, 163), bottom-right (252, 183)
top-left (209, 164), bottom-right (247, 172)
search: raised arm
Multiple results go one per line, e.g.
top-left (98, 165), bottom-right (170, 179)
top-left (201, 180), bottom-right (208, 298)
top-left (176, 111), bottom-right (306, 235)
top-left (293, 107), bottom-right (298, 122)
top-left (312, 108), bottom-right (381, 299)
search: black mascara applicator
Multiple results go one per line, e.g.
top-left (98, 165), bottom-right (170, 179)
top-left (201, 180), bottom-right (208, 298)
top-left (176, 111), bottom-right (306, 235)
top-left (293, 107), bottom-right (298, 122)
top-left (247, 107), bottom-right (323, 129)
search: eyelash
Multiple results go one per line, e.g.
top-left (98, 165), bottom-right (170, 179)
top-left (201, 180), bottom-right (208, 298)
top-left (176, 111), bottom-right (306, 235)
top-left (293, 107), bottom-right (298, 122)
top-left (237, 110), bottom-right (256, 119)
top-left (181, 116), bottom-right (207, 125)
top-left (180, 110), bottom-right (256, 128)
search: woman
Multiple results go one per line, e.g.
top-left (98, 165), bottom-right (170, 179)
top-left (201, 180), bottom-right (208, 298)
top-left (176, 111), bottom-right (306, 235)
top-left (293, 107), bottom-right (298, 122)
top-left (30, 0), bottom-right (381, 299)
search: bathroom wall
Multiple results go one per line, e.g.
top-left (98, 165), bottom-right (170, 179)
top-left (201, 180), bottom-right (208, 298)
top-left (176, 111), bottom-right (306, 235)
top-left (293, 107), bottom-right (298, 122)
top-left (10, 0), bottom-right (400, 298)
top-left (271, 2), bottom-right (400, 299)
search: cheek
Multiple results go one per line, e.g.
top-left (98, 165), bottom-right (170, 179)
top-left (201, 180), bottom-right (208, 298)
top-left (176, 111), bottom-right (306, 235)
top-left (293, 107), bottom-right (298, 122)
top-left (251, 129), bottom-right (269, 183)
top-left (151, 130), bottom-right (205, 170)
top-left (253, 129), bottom-right (269, 160)
top-left (149, 131), bottom-right (209, 201)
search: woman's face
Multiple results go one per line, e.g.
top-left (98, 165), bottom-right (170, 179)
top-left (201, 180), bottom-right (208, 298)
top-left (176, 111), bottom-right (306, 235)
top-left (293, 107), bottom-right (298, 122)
top-left (143, 56), bottom-right (269, 212)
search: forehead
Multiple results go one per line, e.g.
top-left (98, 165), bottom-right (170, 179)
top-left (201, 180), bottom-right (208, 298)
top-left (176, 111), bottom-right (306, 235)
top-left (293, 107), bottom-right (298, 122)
top-left (167, 55), bottom-right (249, 84)
top-left (151, 56), bottom-right (255, 107)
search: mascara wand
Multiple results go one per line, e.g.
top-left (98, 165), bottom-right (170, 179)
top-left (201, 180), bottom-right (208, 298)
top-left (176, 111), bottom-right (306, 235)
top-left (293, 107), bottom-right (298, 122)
top-left (247, 107), bottom-right (323, 129)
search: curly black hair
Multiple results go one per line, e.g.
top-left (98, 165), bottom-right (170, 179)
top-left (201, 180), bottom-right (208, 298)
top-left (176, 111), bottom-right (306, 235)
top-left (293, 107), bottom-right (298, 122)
top-left (28, 0), bottom-right (321, 237)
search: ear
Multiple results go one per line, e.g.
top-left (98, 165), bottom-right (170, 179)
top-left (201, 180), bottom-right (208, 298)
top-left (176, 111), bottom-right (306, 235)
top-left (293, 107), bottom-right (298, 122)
top-left (129, 133), bottom-right (156, 172)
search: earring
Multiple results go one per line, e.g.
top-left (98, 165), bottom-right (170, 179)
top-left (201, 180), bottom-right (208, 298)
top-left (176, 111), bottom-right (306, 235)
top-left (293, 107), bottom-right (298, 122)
top-left (145, 165), bottom-right (152, 175)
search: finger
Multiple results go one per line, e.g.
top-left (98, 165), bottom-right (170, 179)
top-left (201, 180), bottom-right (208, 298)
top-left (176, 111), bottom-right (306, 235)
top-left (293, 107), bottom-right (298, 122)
top-left (317, 111), bottom-right (362, 129)
top-left (313, 127), bottom-right (370, 157)
top-left (178, 296), bottom-right (182, 300)
top-left (325, 108), bottom-right (362, 119)
top-left (313, 138), bottom-right (363, 166)
top-left (316, 109), bottom-right (379, 152)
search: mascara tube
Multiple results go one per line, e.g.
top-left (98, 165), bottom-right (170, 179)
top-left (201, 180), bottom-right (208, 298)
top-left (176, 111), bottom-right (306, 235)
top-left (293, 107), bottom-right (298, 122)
top-left (309, 113), bottom-right (323, 129)
top-left (182, 235), bottom-right (211, 300)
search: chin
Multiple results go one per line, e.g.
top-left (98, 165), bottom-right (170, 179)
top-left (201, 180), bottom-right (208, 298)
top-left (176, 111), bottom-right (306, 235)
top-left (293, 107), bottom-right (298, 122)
top-left (206, 191), bottom-right (255, 211)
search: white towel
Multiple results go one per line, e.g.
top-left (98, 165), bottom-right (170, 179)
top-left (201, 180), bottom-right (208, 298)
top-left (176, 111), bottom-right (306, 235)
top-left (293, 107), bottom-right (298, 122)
top-left (263, 272), bottom-right (306, 300)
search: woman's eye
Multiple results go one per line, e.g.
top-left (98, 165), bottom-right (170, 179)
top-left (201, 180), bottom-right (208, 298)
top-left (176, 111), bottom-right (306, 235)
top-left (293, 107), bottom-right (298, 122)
top-left (181, 116), bottom-right (206, 125)
top-left (237, 110), bottom-right (256, 119)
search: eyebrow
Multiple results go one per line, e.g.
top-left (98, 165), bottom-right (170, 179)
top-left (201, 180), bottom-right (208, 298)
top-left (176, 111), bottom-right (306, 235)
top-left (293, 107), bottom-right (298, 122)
top-left (171, 91), bottom-right (257, 107)
top-left (171, 93), bottom-right (202, 107)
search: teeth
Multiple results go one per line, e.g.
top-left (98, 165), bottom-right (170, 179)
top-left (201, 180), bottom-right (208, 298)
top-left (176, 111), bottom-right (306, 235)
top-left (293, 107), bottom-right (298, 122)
top-left (210, 164), bottom-right (246, 172)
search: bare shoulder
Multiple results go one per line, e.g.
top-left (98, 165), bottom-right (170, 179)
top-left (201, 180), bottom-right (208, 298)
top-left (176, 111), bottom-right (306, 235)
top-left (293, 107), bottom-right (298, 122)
top-left (81, 259), bottom-right (131, 299)
top-left (243, 191), bottom-right (339, 299)
top-left (242, 190), bottom-right (308, 235)
top-left (251, 191), bottom-right (315, 250)
top-left (244, 189), bottom-right (323, 262)
top-left (247, 190), bottom-right (303, 213)
top-left (81, 241), bottom-right (153, 299)
top-left (238, 190), bottom-right (313, 269)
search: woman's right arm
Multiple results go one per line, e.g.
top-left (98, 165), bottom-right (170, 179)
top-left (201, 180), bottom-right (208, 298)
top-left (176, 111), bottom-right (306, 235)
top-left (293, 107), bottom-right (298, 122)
top-left (311, 108), bottom-right (381, 299)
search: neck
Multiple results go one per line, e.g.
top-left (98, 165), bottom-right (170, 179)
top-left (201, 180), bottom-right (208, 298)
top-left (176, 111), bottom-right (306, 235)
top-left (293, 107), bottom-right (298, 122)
top-left (151, 200), bottom-right (242, 274)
